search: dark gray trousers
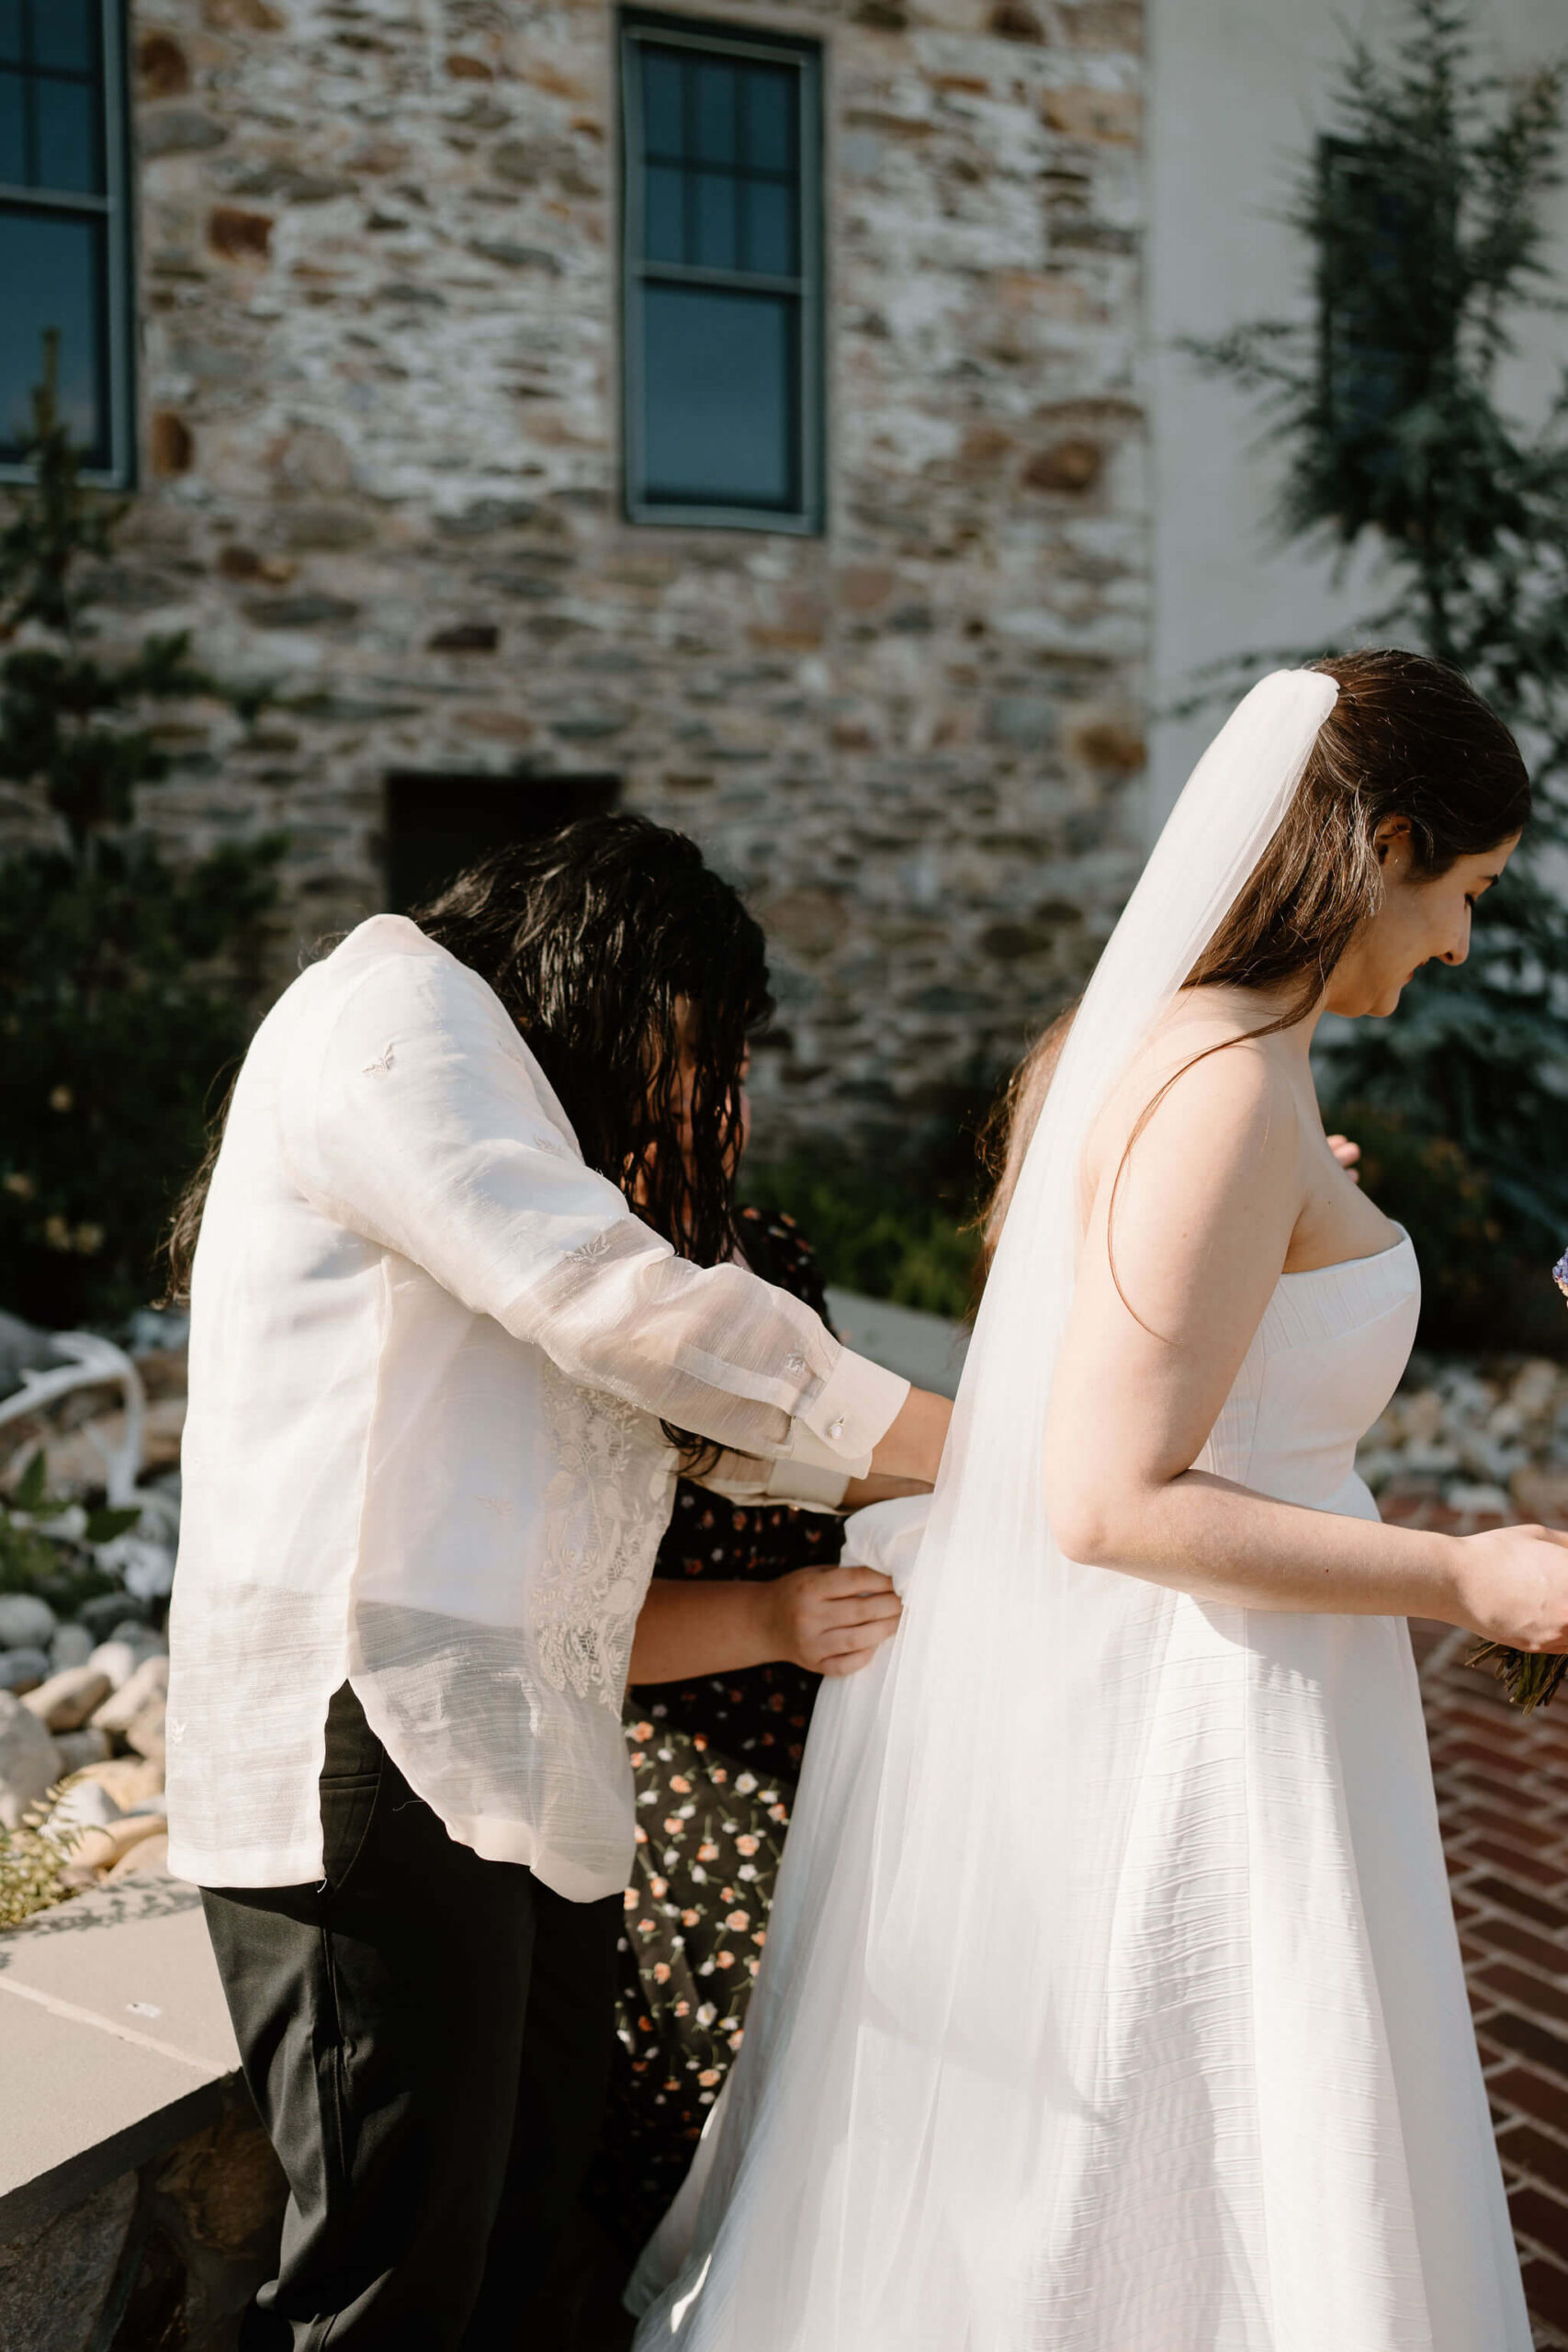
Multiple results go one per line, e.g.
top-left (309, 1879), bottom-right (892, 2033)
top-left (201, 1685), bottom-right (621, 2350)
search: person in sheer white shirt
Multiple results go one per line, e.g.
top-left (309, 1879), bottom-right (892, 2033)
top-left (166, 816), bottom-right (950, 2350)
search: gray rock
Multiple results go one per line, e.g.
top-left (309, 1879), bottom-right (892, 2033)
top-left (0, 2170), bottom-right (137, 2352)
top-left (139, 107), bottom-right (227, 158)
top-left (0, 1691), bottom-right (62, 1826)
top-left (76, 1592), bottom-right (149, 1640)
top-left (50, 1622), bottom-right (95, 1670)
top-left (0, 1310), bottom-right (67, 1402)
top-left (52, 1726), bottom-right (112, 1773)
top-left (0, 1593), bottom-right (56, 1648)
top-left (110, 1618), bottom-right (166, 1648)
top-left (0, 1648), bottom-right (51, 1695)
top-left (22, 1666), bottom-right (113, 1732)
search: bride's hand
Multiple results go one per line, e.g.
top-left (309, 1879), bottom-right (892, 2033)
top-left (1453, 1522), bottom-right (1568, 1648)
top-left (763, 1564), bottom-right (901, 1677)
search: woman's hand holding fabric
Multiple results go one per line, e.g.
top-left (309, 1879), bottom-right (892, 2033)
top-left (762, 1564), bottom-right (902, 1677)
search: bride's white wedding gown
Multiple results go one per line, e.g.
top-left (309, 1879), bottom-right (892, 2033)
top-left (633, 1224), bottom-right (1531, 2350)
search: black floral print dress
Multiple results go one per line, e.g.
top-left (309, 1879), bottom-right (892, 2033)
top-left (584, 1207), bottom-right (845, 2260)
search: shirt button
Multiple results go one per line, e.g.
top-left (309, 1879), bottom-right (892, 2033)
top-left (828, 1417), bottom-right (846, 1442)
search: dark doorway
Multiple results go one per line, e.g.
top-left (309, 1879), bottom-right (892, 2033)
top-left (383, 771), bottom-right (623, 913)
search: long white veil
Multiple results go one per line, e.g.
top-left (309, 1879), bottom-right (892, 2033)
top-left (634, 672), bottom-right (1341, 2350)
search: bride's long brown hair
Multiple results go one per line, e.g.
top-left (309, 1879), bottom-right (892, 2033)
top-left (976, 649), bottom-right (1529, 1290)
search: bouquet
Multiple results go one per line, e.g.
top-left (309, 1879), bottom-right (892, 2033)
top-left (1465, 1249), bottom-right (1568, 1713)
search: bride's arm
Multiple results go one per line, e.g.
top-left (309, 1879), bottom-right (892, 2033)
top-left (1043, 1041), bottom-right (1568, 1644)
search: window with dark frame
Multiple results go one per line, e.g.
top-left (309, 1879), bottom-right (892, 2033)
top-left (1317, 135), bottom-right (1450, 441)
top-left (0, 0), bottom-right (133, 483)
top-left (620, 10), bottom-right (824, 533)
top-left (383, 773), bottom-right (624, 918)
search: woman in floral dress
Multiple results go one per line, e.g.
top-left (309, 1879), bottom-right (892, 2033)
top-left (585, 1204), bottom-right (850, 2260)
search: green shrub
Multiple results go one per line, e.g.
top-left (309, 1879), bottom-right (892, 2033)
top-left (1330, 1101), bottom-right (1567, 1353)
top-left (742, 1157), bottom-right (981, 1321)
top-left (1188, 1), bottom-right (1568, 1279)
top-left (0, 1450), bottom-right (137, 1617)
top-left (0, 339), bottom-right (279, 1327)
top-left (0, 1787), bottom-right (83, 1933)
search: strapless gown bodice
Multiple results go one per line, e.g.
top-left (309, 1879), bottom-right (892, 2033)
top-left (1201, 1227), bottom-right (1419, 1519)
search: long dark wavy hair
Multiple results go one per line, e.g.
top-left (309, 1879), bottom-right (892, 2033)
top-left (166, 813), bottom-right (773, 1372)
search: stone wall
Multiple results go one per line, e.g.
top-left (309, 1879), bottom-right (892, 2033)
top-left (107, 0), bottom-right (1146, 1156)
top-left (0, 2089), bottom-right (285, 2352)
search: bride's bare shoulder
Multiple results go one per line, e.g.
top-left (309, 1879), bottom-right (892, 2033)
top-left (1084, 990), bottom-right (1299, 1197)
top-left (1123, 989), bottom-right (1293, 1102)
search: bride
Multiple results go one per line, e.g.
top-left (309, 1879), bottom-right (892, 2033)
top-left (631, 654), bottom-right (1564, 2352)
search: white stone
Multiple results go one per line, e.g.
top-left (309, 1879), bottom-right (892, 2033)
top-left (125, 1696), bottom-right (167, 1766)
top-left (87, 1633), bottom-right (165, 1692)
top-left (0, 1690), bottom-right (62, 1827)
top-left (0, 1592), bottom-right (56, 1647)
top-left (108, 1536), bottom-right (176, 1603)
top-left (45, 1778), bottom-right (126, 1837)
top-left (91, 1654), bottom-right (170, 1735)
top-left (23, 1666), bottom-right (114, 1732)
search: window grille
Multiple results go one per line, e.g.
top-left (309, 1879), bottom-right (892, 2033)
top-left (620, 10), bottom-right (824, 533)
top-left (0, 0), bottom-right (134, 482)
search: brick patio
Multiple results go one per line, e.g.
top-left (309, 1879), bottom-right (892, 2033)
top-left (1400, 1483), bottom-right (1568, 2350)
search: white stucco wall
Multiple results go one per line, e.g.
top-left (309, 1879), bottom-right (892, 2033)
top-left (1146, 0), bottom-right (1568, 825)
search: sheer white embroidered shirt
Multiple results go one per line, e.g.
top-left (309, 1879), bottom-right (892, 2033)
top-left (164, 916), bottom-right (908, 1899)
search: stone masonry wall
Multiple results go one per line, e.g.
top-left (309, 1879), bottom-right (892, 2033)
top-left (107, 0), bottom-right (1145, 1155)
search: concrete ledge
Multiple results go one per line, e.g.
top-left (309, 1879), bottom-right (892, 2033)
top-left (825, 1287), bottom-right (967, 1399)
top-left (0, 1879), bottom-right (240, 2239)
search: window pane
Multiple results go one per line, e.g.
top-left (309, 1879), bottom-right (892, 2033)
top-left (693, 60), bottom-right (736, 165)
top-left (0, 67), bottom-right (25, 183)
top-left (36, 75), bottom-right (101, 193)
top-left (0, 209), bottom-right (105, 461)
top-left (0, 4), bottom-right (22, 68)
top-left (644, 160), bottom-right (685, 265)
top-left (31, 0), bottom-right (96, 74)
top-left (693, 170), bottom-right (738, 270)
top-left (745, 179), bottom-right (795, 276)
top-left (744, 65), bottom-right (795, 176)
top-left (640, 48), bottom-right (684, 162)
top-left (640, 284), bottom-right (795, 509)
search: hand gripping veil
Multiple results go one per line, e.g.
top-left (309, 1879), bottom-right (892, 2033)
top-left (635, 673), bottom-right (1346, 2351)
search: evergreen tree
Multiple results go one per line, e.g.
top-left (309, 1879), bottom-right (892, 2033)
top-left (0, 341), bottom-right (279, 1328)
top-left (1188, 0), bottom-right (1568, 1342)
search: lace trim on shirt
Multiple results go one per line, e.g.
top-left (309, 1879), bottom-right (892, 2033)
top-left (537, 1360), bottom-right (668, 1710)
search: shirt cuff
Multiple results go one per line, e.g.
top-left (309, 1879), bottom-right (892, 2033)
top-left (764, 1456), bottom-right (851, 1510)
top-left (790, 1346), bottom-right (909, 1478)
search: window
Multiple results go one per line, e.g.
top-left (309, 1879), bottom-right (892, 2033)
top-left (620, 11), bottom-right (824, 533)
top-left (1317, 136), bottom-right (1448, 440)
top-left (0, 0), bottom-right (134, 482)
top-left (383, 773), bottom-right (622, 915)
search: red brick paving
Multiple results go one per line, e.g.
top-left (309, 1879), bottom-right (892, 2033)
top-left (1398, 1482), bottom-right (1568, 2349)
